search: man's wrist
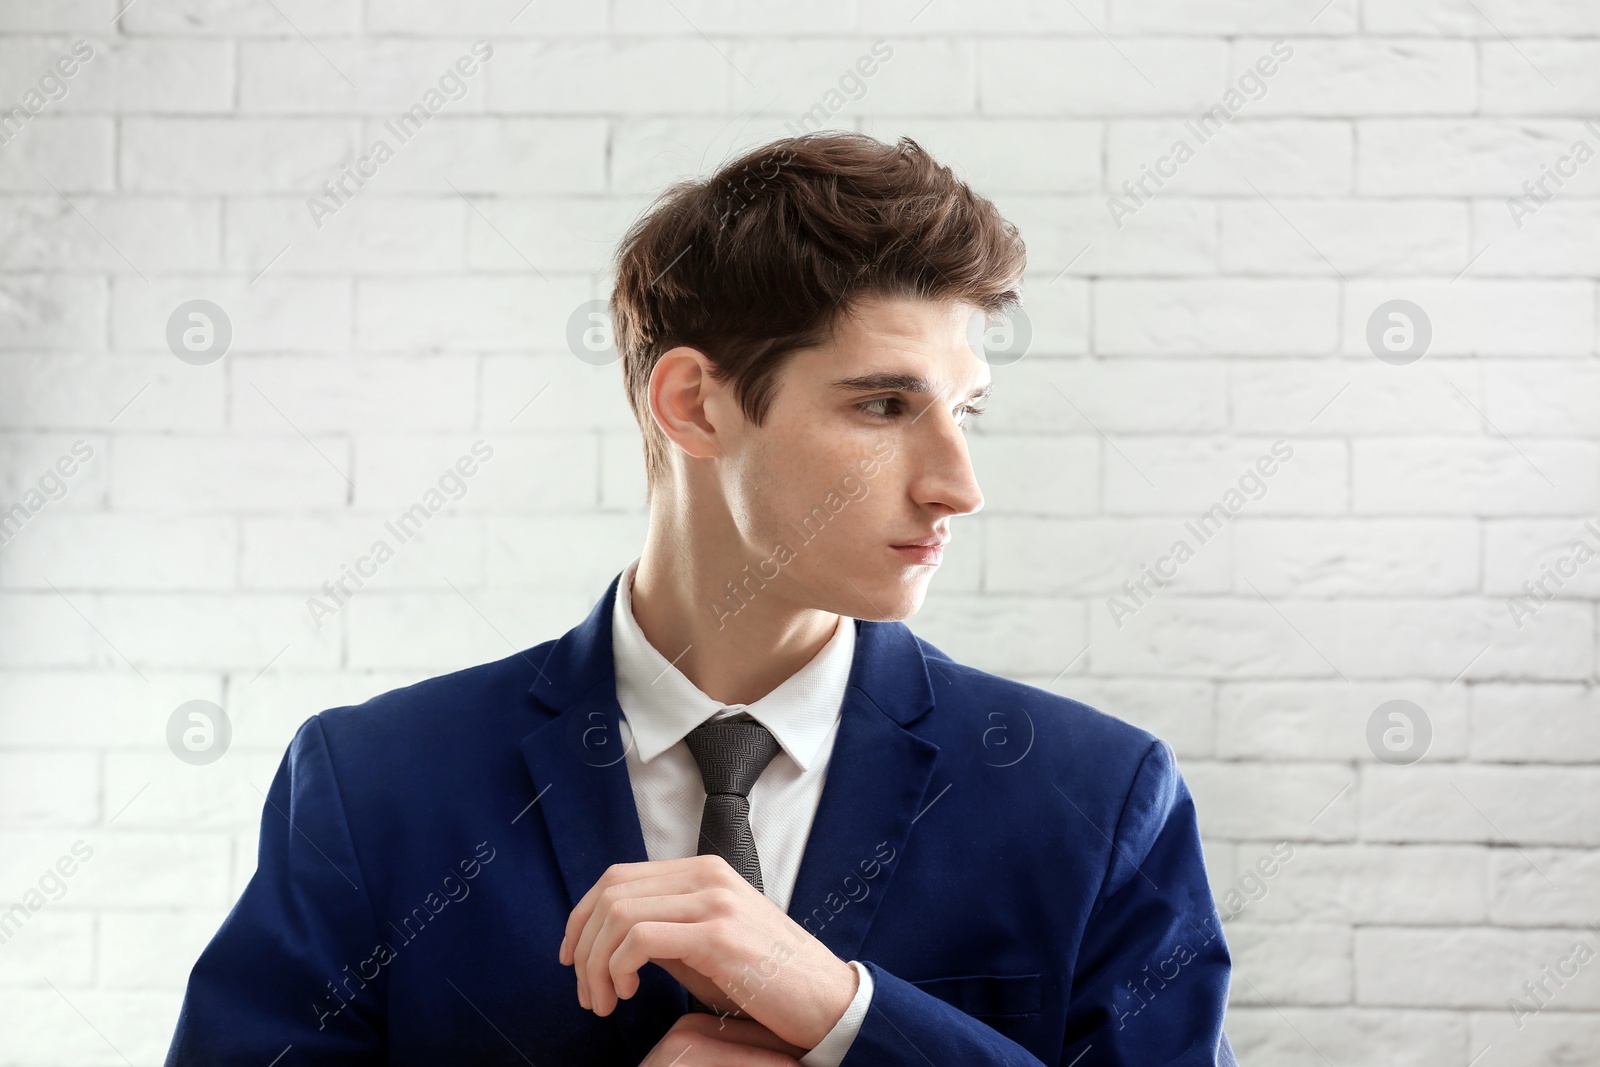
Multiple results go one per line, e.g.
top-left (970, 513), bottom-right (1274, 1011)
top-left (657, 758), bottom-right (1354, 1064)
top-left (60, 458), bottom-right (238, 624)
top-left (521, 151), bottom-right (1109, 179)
top-left (798, 960), bottom-right (872, 1067)
top-left (802, 956), bottom-right (860, 1049)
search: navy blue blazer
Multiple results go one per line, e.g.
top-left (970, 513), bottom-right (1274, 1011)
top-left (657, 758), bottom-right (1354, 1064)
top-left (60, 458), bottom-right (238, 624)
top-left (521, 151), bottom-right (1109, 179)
top-left (166, 570), bottom-right (1238, 1065)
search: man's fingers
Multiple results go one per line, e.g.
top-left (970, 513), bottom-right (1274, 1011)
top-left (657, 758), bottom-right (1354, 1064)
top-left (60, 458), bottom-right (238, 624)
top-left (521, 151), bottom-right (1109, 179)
top-left (605, 920), bottom-right (705, 1012)
top-left (558, 859), bottom-right (651, 965)
top-left (581, 894), bottom-right (734, 1015)
top-left (560, 857), bottom-right (736, 965)
top-left (570, 870), bottom-right (714, 979)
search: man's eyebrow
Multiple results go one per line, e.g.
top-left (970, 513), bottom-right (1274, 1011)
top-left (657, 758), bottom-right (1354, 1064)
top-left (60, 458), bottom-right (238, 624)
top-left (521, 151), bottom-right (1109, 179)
top-left (830, 373), bottom-right (992, 402)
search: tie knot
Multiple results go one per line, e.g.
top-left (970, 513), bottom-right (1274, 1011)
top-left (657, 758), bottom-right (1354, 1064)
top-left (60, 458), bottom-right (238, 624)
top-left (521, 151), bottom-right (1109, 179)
top-left (684, 714), bottom-right (781, 798)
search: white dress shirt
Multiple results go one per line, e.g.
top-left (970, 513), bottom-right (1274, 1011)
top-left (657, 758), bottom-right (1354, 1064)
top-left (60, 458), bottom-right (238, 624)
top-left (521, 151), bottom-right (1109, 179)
top-left (610, 556), bottom-right (874, 1066)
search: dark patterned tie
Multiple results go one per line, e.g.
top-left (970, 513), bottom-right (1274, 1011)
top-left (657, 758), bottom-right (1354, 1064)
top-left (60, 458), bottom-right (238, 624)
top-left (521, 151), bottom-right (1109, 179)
top-left (681, 711), bottom-right (781, 1013)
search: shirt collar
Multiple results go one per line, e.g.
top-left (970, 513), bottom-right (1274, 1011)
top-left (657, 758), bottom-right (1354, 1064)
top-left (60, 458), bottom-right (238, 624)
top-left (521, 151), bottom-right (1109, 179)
top-left (611, 556), bottom-right (856, 771)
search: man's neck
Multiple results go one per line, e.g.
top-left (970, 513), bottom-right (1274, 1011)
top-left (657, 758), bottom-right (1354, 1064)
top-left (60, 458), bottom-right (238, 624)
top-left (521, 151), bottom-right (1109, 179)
top-left (629, 546), bottom-right (842, 708)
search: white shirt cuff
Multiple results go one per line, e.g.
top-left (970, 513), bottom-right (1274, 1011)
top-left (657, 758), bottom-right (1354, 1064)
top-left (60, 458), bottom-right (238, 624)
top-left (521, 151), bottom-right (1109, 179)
top-left (799, 959), bottom-right (873, 1067)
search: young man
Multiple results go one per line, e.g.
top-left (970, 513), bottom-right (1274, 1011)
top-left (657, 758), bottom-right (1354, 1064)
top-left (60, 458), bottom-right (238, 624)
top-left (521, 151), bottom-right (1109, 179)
top-left (166, 132), bottom-right (1238, 1065)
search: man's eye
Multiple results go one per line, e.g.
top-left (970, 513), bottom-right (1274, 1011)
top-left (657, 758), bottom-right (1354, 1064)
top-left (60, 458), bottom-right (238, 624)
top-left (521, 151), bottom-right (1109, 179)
top-left (858, 397), bottom-right (904, 418)
top-left (858, 398), bottom-right (989, 425)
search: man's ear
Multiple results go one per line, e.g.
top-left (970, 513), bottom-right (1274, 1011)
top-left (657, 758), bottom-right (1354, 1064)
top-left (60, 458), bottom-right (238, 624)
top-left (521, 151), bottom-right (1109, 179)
top-left (649, 346), bottom-right (725, 462)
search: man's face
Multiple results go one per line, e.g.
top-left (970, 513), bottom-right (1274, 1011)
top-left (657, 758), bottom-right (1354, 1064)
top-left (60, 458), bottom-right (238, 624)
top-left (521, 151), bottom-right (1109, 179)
top-left (719, 294), bottom-right (989, 622)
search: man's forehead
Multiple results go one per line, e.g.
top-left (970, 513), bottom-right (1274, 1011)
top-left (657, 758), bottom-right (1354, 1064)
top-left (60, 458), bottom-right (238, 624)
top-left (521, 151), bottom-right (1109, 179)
top-left (813, 298), bottom-right (991, 390)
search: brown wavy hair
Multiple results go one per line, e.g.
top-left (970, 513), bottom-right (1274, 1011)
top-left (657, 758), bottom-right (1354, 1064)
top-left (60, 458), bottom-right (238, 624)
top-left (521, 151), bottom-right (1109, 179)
top-left (609, 130), bottom-right (1027, 500)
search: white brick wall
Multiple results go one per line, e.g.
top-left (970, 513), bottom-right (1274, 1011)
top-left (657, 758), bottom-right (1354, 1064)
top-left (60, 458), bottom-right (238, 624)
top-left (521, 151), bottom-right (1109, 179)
top-left (1, 1), bottom-right (1597, 1063)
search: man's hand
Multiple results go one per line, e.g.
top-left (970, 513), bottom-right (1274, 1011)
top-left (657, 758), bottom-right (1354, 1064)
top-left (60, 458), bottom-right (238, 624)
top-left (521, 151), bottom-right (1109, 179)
top-left (558, 855), bottom-right (859, 1050)
top-left (642, 1013), bottom-right (808, 1066)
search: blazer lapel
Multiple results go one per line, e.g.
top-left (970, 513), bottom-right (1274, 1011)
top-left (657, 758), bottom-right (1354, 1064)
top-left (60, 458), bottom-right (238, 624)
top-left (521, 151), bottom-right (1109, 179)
top-left (783, 617), bottom-right (940, 965)
top-left (520, 571), bottom-right (649, 911)
top-left (520, 569), bottom-right (943, 971)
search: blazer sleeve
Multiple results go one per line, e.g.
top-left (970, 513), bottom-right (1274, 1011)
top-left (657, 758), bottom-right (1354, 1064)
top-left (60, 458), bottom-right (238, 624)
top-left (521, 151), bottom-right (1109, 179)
top-left (838, 739), bottom-right (1237, 1067)
top-left (165, 714), bottom-right (388, 1065)
top-left (1060, 738), bottom-right (1237, 1066)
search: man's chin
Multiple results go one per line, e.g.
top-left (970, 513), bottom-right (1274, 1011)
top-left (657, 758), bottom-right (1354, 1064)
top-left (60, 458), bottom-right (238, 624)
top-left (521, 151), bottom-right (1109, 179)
top-left (841, 576), bottom-right (930, 623)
